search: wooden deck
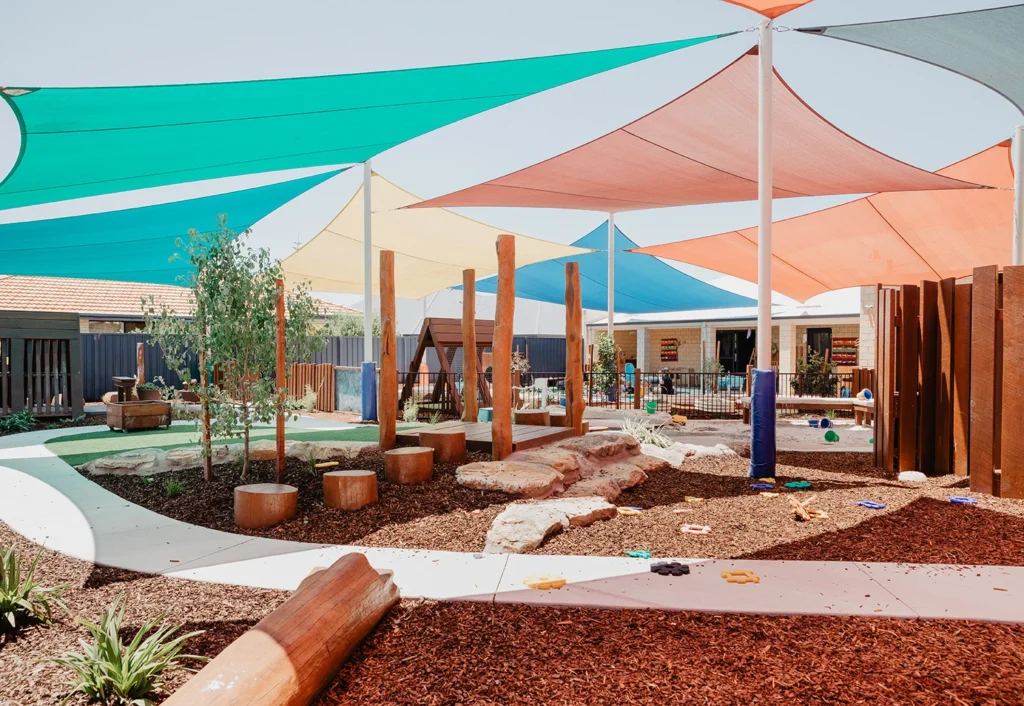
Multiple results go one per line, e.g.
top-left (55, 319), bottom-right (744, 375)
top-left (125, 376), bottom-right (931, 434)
top-left (395, 420), bottom-right (575, 453)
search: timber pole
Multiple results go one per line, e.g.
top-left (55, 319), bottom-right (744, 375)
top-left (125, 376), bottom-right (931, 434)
top-left (1014, 125), bottom-right (1023, 266)
top-left (379, 250), bottom-right (397, 451)
top-left (275, 277), bottom-right (286, 482)
top-left (462, 269), bottom-right (479, 422)
top-left (136, 343), bottom-right (145, 385)
top-left (565, 262), bottom-right (585, 436)
top-left (492, 235), bottom-right (515, 460)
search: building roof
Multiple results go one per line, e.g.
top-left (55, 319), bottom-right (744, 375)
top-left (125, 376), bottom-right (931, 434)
top-left (0, 276), bottom-right (357, 319)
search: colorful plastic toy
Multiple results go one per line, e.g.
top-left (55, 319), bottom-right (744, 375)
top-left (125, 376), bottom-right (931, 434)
top-left (858, 500), bottom-right (886, 510)
top-left (680, 524), bottom-right (712, 535)
top-left (721, 570), bottom-right (760, 584)
top-left (625, 550), bottom-right (652, 559)
top-left (760, 491), bottom-right (779, 498)
top-left (617, 506), bottom-right (643, 516)
top-left (824, 429), bottom-right (840, 443)
top-left (784, 481), bottom-right (812, 489)
top-left (949, 496), bottom-right (979, 505)
top-left (750, 483), bottom-right (774, 490)
top-left (523, 575), bottom-right (566, 590)
top-left (651, 561), bottom-right (690, 577)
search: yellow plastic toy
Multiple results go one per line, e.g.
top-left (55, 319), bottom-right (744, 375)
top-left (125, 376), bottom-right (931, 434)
top-left (524, 575), bottom-right (567, 590)
top-left (721, 570), bottom-right (760, 584)
top-left (684, 496), bottom-right (705, 504)
top-left (760, 491), bottom-right (779, 498)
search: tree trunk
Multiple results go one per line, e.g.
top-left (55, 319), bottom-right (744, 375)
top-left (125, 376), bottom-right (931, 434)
top-left (242, 426), bottom-right (251, 480)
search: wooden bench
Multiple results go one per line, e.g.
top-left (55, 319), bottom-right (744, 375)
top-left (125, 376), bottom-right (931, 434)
top-left (738, 396), bottom-right (873, 425)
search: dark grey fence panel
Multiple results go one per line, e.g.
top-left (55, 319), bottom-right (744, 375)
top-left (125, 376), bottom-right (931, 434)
top-left (80, 334), bottom-right (198, 401)
top-left (514, 336), bottom-right (566, 374)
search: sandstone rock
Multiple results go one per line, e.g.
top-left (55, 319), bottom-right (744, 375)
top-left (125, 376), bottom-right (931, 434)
top-left (164, 446), bottom-right (205, 468)
top-left (640, 442), bottom-right (734, 468)
top-left (591, 461), bottom-right (648, 490)
top-left (484, 496), bottom-right (617, 553)
top-left (630, 454), bottom-right (670, 475)
top-left (556, 432), bottom-right (639, 460)
top-left (560, 476), bottom-right (621, 502)
top-left (506, 447), bottom-right (591, 485)
top-left (290, 440), bottom-right (376, 461)
top-left (87, 449), bottom-right (161, 475)
top-left (456, 461), bottom-right (563, 498)
top-left (898, 471), bottom-right (927, 483)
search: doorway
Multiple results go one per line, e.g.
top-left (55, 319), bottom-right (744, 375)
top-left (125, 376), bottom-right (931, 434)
top-left (716, 329), bottom-right (756, 374)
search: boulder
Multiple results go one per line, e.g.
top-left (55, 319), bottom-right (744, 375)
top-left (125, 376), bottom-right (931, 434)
top-left (247, 439), bottom-right (282, 462)
top-left (291, 440), bottom-right (376, 461)
top-left (898, 471), bottom-right (928, 483)
top-left (557, 432), bottom-right (639, 460)
top-left (484, 496), bottom-right (617, 553)
top-left (456, 461), bottom-right (564, 498)
top-left (506, 447), bottom-right (592, 485)
top-left (86, 449), bottom-right (161, 475)
top-left (560, 476), bottom-right (621, 502)
top-left (640, 442), bottom-right (735, 468)
top-left (590, 461), bottom-right (648, 490)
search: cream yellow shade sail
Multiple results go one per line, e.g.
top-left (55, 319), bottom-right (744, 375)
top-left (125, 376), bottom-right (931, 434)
top-left (282, 173), bottom-right (592, 299)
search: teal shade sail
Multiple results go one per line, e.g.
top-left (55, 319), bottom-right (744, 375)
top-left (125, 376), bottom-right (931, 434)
top-left (463, 222), bottom-right (756, 313)
top-left (801, 4), bottom-right (1024, 114)
top-left (0, 33), bottom-right (727, 210)
top-left (0, 169), bottom-right (342, 284)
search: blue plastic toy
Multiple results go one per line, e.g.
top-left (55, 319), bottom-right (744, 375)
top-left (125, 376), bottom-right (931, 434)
top-left (949, 496), bottom-right (978, 505)
top-left (857, 500), bottom-right (886, 510)
top-left (784, 481), bottom-right (812, 489)
top-left (625, 550), bottom-right (652, 559)
top-left (750, 483), bottom-right (774, 490)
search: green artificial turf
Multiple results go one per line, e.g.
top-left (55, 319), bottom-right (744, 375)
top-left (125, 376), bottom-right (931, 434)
top-left (47, 424), bottom-right (384, 467)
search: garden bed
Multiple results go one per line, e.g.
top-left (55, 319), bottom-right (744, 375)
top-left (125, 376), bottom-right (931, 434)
top-left (83, 445), bottom-right (1024, 564)
top-left (0, 522), bottom-right (287, 706)
top-left (319, 601), bottom-right (1024, 705)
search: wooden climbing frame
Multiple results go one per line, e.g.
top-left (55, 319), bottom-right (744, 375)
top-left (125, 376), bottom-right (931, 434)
top-left (399, 317), bottom-right (494, 418)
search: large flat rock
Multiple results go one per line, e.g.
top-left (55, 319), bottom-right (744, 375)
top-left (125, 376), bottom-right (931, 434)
top-left (556, 432), bottom-right (639, 460)
top-left (484, 496), bottom-right (617, 553)
top-left (506, 447), bottom-right (592, 485)
top-left (640, 442), bottom-right (736, 468)
top-left (560, 476), bottom-right (621, 502)
top-left (456, 461), bottom-right (564, 499)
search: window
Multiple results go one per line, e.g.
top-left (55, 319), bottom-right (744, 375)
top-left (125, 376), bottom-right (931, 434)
top-left (806, 328), bottom-right (832, 360)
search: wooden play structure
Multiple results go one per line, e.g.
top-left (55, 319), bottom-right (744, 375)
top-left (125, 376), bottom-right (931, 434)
top-left (874, 266), bottom-right (1024, 499)
top-left (399, 316), bottom-right (495, 419)
top-left (164, 553), bottom-right (399, 706)
top-left (0, 310), bottom-right (83, 418)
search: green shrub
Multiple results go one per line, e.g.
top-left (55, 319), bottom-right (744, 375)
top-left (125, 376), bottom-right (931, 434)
top-left (49, 595), bottom-right (206, 706)
top-left (165, 479), bottom-right (184, 499)
top-left (791, 351), bottom-right (839, 397)
top-left (135, 382), bottom-right (160, 391)
top-left (0, 410), bottom-right (36, 434)
top-left (1, 544), bottom-right (67, 631)
top-left (428, 411), bottom-right (441, 425)
top-left (402, 398), bottom-right (420, 423)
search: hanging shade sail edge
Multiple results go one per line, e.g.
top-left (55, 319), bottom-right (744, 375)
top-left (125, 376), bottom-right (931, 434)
top-left (799, 3), bottom-right (1024, 115)
top-left (411, 46), bottom-right (983, 214)
top-left (632, 141), bottom-right (1015, 302)
top-left (721, 0), bottom-right (815, 19)
top-left (462, 221), bottom-right (756, 314)
top-left (0, 169), bottom-right (343, 285)
top-left (0, 32), bottom-right (729, 211)
top-left (281, 173), bottom-right (593, 299)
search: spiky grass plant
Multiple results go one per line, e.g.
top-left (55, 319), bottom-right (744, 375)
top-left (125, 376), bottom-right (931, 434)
top-left (619, 415), bottom-right (673, 449)
top-left (50, 594), bottom-right (206, 706)
top-left (1, 544), bottom-right (67, 631)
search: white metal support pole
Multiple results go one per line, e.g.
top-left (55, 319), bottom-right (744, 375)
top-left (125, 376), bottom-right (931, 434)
top-left (756, 20), bottom-right (773, 370)
top-left (362, 160), bottom-right (374, 362)
top-left (607, 213), bottom-right (615, 336)
top-left (1014, 125), bottom-right (1024, 266)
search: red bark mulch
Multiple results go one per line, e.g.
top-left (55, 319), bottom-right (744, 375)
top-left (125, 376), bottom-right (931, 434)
top-left (319, 600), bottom-right (1024, 705)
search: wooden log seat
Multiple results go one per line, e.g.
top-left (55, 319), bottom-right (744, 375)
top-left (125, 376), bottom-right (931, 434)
top-left (234, 483), bottom-right (298, 529)
top-left (164, 553), bottom-right (399, 706)
top-left (323, 470), bottom-right (378, 511)
top-left (384, 447), bottom-right (434, 485)
top-left (417, 428), bottom-right (467, 464)
top-left (514, 409), bottom-right (550, 426)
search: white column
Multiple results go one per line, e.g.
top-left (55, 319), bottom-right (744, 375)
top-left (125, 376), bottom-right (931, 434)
top-left (607, 213), bottom-right (615, 336)
top-left (362, 160), bottom-right (373, 362)
top-left (756, 19), bottom-right (773, 370)
top-left (636, 326), bottom-right (648, 372)
top-left (1014, 125), bottom-right (1024, 266)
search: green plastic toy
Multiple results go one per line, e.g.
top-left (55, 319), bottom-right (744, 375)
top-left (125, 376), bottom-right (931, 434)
top-left (824, 429), bottom-right (840, 443)
top-left (869, 437), bottom-right (874, 444)
top-left (625, 550), bottom-right (652, 559)
top-left (784, 481), bottom-right (812, 489)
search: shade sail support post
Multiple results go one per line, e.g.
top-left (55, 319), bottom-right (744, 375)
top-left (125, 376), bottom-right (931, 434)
top-left (751, 17), bottom-right (776, 479)
top-left (607, 212), bottom-right (615, 336)
top-left (362, 160), bottom-right (374, 362)
top-left (1014, 125), bottom-right (1024, 266)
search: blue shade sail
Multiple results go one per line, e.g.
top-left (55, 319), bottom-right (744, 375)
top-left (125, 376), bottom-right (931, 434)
top-left (0, 169), bottom-right (342, 284)
top-left (467, 222), bottom-right (756, 314)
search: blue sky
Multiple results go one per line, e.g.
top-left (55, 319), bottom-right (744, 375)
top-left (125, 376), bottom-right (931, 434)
top-left (1, 0), bottom-right (1019, 306)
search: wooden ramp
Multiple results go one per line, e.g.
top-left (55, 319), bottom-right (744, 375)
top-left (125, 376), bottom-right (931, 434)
top-left (396, 420), bottom-right (575, 454)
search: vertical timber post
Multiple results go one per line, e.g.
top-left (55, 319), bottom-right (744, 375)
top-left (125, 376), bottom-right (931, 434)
top-left (136, 342), bottom-right (145, 385)
top-left (492, 235), bottom-right (515, 460)
top-left (565, 262), bottom-right (585, 436)
top-left (275, 278), bottom-right (286, 483)
top-left (379, 250), bottom-right (397, 451)
top-left (462, 269), bottom-right (479, 422)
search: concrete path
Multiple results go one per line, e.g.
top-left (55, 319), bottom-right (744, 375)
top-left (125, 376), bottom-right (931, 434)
top-left (1, 423), bottom-right (1021, 624)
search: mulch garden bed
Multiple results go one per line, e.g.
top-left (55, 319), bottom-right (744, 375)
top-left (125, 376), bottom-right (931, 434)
top-left (319, 600), bottom-right (1024, 705)
top-left (0, 522), bottom-right (287, 706)
top-left (84, 445), bottom-right (1024, 565)
top-left (0, 413), bottom-right (104, 438)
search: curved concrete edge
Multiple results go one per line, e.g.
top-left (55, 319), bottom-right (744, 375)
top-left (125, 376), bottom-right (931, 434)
top-left (1, 425), bottom-right (1023, 623)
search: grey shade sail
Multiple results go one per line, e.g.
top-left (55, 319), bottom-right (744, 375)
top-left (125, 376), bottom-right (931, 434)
top-left (800, 3), bottom-right (1024, 115)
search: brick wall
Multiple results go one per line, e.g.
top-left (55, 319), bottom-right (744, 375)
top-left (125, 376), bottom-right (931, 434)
top-left (646, 327), bottom-right (701, 372)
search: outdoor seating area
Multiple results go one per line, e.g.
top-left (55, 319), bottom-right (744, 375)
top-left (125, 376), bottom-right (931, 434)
top-left (4, 2), bottom-right (1024, 704)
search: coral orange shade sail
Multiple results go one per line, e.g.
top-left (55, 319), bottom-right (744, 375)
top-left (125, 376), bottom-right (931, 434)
top-left (412, 48), bottom-right (980, 214)
top-left (632, 141), bottom-right (1014, 302)
top-left (722, 0), bottom-right (815, 19)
